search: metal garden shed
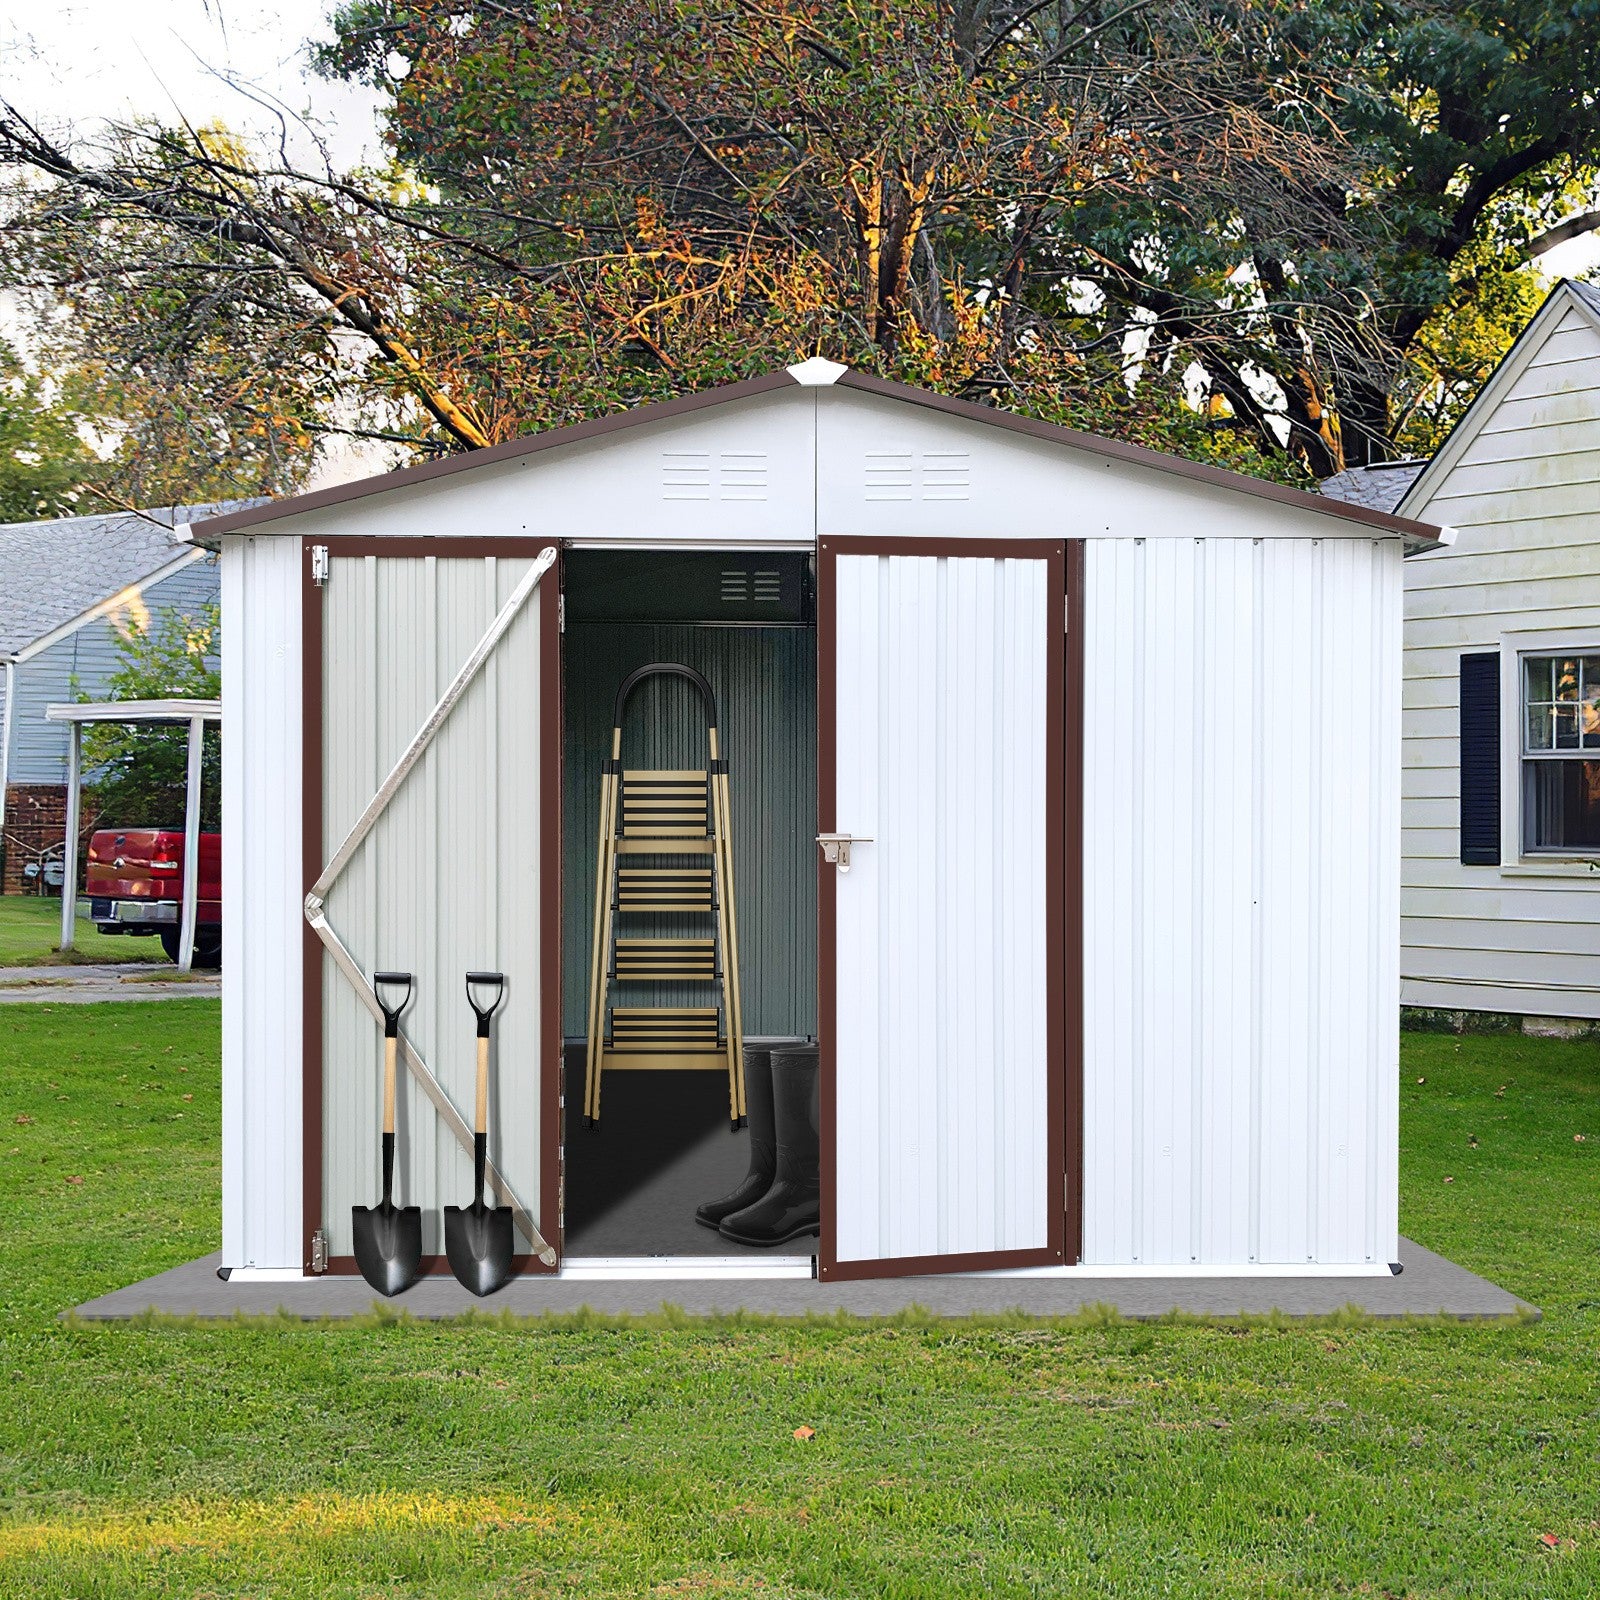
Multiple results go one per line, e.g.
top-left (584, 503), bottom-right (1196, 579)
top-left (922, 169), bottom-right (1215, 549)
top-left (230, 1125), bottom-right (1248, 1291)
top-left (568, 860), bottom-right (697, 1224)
top-left (192, 359), bottom-right (1446, 1286)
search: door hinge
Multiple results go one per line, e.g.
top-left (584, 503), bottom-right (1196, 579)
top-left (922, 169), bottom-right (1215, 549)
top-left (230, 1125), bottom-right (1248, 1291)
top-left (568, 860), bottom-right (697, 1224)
top-left (310, 544), bottom-right (330, 587)
top-left (558, 592), bottom-right (566, 633)
top-left (310, 1228), bottom-right (328, 1273)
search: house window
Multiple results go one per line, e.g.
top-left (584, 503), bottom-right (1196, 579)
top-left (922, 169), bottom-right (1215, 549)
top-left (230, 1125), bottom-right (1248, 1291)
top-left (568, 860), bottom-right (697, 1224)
top-left (1522, 654), bottom-right (1600, 853)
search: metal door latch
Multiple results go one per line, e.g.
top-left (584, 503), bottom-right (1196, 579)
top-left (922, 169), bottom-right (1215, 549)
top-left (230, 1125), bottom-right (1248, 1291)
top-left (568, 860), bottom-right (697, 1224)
top-left (816, 833), bottom-right (873, 872)
top-left (310, 544), bottom-right (330, 586)
top-left (310, 1228), bottom-right (328, 1273)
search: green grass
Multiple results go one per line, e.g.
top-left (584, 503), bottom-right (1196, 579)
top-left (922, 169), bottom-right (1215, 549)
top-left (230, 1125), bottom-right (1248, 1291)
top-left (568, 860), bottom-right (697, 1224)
top-left (0, 1004), bottom-right (1597, 1597)
top-left (0, 896), bottom-right (166, 967)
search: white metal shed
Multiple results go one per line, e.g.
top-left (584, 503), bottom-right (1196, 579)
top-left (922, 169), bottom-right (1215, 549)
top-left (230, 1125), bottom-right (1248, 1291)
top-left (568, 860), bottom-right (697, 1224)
top-left (197, 360), bottom-right (1443, 1284)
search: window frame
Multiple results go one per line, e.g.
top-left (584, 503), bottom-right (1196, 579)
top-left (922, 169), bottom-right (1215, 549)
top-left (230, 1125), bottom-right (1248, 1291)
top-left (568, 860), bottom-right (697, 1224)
top-left (1497, 628), bottom-right (1600, 870)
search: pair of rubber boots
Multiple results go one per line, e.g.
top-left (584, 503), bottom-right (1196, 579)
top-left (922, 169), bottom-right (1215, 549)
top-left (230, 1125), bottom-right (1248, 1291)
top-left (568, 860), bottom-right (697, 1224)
top-left (696, 1041), bottom-right (819, 1246)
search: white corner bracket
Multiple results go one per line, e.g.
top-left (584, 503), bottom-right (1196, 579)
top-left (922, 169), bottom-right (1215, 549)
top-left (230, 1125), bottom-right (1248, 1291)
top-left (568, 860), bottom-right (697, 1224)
top-left (787, 356), bottom-right (848, 386)
top-left (304, 543), bottom-right (560, 1267)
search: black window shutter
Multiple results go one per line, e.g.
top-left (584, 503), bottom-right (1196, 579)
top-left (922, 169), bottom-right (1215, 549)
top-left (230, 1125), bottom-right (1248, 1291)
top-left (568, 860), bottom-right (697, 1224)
top-left (1459, 652), bottom-right (1501, 865)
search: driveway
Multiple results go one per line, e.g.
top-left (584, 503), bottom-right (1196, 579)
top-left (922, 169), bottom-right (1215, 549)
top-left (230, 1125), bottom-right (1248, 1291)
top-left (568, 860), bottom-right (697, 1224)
top-left (0, 964), bottom-right (220, 1003)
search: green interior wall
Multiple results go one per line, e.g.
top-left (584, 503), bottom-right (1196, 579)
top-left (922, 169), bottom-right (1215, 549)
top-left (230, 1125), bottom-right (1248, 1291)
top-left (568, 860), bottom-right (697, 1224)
top-left (562, 623), bottom-right (817, 1038)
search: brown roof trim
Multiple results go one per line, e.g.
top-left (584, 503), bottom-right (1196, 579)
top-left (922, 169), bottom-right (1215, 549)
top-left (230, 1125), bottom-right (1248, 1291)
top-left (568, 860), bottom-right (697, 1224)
top-left (194, 369), bottom-right (802, 538)
top-left (195, 361), bottom-right (1444, 544)
top-left (833, 371), bottom-right (1444, 544)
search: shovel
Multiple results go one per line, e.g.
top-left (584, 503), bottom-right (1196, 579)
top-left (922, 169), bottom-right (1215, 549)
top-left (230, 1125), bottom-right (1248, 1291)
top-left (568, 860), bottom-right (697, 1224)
top-left (445, 971), bottom-right (513, 1296)
top-left (352, 971), bottom-right (423, 1296)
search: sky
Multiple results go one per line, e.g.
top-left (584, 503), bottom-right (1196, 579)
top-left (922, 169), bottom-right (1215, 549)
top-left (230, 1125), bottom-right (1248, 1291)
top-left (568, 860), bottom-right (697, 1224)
top-left (2, 0), bottom-right (385, 171)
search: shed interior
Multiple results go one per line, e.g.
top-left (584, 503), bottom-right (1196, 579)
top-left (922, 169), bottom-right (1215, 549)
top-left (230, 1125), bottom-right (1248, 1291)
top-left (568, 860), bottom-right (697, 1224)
top-left (560, 548), bottom-right (817, 1257)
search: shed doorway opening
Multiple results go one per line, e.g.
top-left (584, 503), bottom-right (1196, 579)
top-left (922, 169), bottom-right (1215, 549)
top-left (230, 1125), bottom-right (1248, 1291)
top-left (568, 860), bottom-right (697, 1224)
top-left (561, 548), bottom-right (817, 1259)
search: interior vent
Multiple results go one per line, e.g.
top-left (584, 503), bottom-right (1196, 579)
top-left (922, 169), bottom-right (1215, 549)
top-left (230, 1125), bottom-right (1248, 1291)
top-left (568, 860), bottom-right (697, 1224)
top-left (662, 452), bottom-right (713, 500)
top-left (720, 569), bottom-right (750, 602)
top-left (753, 569), bottom-right (782, 601)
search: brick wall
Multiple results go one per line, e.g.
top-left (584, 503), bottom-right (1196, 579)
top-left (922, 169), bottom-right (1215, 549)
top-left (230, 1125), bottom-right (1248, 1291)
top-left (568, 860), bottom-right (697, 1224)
top-left (1, 785), bottom-right (100, 896)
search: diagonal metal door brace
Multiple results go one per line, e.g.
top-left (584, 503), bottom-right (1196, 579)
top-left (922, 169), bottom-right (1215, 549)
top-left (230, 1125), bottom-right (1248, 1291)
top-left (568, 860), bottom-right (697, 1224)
top-left (305, 545), bottom-right (559, 1265)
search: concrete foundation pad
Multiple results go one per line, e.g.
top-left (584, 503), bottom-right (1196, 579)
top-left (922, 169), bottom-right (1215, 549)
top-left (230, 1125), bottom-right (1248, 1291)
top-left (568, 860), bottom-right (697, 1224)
top-left (71, 1236), bottom-right (1533, 1322)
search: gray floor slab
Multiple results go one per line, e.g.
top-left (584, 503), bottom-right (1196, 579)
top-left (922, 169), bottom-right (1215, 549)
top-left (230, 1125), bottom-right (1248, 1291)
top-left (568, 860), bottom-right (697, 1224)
top-left (0, 963), bottom-right (219, 1004)
top-left (563, 1045), bottom-right (776, 1258)
top-left (71, 1236), bottom-right (1534, 1322)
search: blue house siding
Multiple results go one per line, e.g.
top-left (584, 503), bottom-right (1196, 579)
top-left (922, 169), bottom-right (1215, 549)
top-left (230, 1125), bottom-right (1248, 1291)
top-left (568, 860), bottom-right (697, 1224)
top-left (5, 553), bottom-right (220, 786)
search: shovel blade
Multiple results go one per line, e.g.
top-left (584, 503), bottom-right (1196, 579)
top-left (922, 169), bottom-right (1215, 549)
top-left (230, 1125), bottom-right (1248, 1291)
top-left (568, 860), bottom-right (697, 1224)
top-left (351, 1201), bottom-right (423, 1296)
top-left (444, 1201), bottom-right (515, 1297)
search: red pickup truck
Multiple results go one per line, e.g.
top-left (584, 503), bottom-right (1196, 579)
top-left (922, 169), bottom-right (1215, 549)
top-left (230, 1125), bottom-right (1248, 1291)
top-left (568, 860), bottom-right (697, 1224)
top-left (85, 829), bottom-right (222, 966)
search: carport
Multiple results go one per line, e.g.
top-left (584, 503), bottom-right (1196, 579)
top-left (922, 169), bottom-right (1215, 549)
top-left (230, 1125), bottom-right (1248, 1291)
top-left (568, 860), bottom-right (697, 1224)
top-left (45, 698), bottom-right (221, 971)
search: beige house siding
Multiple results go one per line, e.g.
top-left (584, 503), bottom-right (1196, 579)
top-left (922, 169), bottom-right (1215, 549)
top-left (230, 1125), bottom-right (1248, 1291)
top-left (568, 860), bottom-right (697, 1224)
top-left (1400, 289), bottom-right (1600, 1018)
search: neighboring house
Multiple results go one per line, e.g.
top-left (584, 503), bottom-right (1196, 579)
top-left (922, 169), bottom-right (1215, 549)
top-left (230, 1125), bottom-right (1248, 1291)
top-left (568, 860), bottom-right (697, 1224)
top-left (1323, 278), bottom-right (1600, 1021)
top-left (0, 505), bottom-right (239, 894)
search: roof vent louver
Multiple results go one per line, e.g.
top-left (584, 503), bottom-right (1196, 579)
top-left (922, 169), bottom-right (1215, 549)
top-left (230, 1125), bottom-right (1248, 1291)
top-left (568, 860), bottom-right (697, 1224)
top-left (662, 452), bottom-right (712, 500)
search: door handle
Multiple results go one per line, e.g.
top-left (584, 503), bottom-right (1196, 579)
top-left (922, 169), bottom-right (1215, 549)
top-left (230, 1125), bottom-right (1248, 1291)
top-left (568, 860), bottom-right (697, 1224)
top-left (817, 833), bottom-right (873, 873)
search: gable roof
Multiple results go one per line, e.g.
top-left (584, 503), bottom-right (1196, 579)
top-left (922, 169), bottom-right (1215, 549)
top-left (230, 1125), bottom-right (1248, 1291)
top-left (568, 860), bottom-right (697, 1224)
top-left (1396, 279), bottom-right (1600, 520)
top-left (0, 503), bottom-right (249, 658)
top-left (1320, 459), bottom-right (1428, 515)
top-left (194, 366), bottom-right (1445, 546)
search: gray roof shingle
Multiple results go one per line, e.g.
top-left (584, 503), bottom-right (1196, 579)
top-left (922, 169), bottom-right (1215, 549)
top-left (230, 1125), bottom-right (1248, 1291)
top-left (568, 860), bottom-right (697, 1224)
top-left (0, 502), bottom-right (253, 657)
top-left (1319, 459), bottom-right (1428, 515)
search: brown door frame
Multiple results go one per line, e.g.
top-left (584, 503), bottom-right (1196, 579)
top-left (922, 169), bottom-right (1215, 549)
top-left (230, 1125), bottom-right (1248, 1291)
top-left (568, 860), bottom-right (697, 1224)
top-left (815, 536), bottom-right (1084, 1282)
top-left (300, 535), bottom-right (563, 1277)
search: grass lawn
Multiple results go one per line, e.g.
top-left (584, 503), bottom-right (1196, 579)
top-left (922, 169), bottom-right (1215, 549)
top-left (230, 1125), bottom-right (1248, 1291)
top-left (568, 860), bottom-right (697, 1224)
top-left (0, 896), bottom-right (166, 967)
top-left (0, 1003), bottom-right (1597, 1597)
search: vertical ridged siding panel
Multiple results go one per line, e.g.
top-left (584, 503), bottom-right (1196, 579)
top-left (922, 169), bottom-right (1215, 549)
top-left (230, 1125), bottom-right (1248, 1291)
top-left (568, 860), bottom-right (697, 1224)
top-left (222, 535), bottom-right (302, 1269)
top-left (1082, 536), bottom-right (1401, 1267)
top-left (321, 554), bottom-right (545, 1259)
top-left (833, 552), bottom-right (1050, 1265)
top-left (561, 623), bottom-right (816, 1037)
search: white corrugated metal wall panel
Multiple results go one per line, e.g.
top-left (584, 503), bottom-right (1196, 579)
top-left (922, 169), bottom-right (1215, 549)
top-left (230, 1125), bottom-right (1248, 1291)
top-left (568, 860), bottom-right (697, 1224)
top-left (1082, 537), bottom-right (1400, 1267)
top-left (833, 551), bottom-right (1049, 1265)
top-left (320, 553), bottom-right (545, 1260)
top-left (222, 534), bottom-right (302, 1270)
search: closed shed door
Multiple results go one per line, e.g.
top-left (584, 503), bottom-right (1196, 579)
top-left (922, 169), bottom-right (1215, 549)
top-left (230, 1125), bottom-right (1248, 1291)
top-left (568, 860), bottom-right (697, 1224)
top-left (817, 538), bottom-right (1069, 1279)
top-left (309, 542), bottom-right (561, 1274)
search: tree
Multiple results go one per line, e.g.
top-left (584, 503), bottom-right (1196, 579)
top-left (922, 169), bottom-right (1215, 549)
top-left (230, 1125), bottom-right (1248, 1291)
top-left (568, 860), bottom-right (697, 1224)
top-left (4, 1), bottom-right (1595, 481)
top-left (0, 336), bottom-right (104, 519)
top-left (1069, 1), bottom-right (1600, 469)
top-left (81, 601), bottom-right (220, 831)
top-left (1, 3), bottom-right (1339, 486)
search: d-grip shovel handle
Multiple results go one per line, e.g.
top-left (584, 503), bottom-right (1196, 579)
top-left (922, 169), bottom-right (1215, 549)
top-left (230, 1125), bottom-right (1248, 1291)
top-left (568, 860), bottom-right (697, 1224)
top-left (465, 971), bottom-right (505, 1137)
top-left (372, 972), bottom-right (413, 1165)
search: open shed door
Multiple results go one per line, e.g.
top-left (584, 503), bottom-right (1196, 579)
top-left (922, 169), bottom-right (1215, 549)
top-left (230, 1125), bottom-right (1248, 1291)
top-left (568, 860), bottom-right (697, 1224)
top-left (304, 539), bottom-right (562, 1277)
top-left (817, 538), bottom-right (1070, 1280)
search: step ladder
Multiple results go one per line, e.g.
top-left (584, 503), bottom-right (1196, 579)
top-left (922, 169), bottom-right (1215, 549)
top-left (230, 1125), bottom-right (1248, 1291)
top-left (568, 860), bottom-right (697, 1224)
top-left (583, 665), bottom-right (745, 1128)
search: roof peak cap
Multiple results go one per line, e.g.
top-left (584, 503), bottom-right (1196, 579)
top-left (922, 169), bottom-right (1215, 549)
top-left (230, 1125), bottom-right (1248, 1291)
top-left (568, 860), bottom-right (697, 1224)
top-left (787, 356), bottom-right (848, 386)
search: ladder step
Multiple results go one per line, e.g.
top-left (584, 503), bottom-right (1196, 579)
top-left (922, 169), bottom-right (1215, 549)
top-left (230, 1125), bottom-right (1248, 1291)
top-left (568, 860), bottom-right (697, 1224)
top-left (610, 1006), bottom-right (722, 1049)
top-left (620, 770), bottom-right (709, 837)
top-left (617, 868), bottom-right (714, 912)
top-left (614, 938), bottom-right (716, 981)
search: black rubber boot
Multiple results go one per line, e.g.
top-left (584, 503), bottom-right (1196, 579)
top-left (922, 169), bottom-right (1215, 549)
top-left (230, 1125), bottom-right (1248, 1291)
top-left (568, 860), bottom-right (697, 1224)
top-left (719, 1044), bottom-right (820, 1247)
top-left (695, 1045), bottom-right (777, 1229)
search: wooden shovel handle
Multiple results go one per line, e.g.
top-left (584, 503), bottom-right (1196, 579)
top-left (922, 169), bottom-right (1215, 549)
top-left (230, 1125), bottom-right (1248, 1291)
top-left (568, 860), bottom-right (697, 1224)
top-left (475, 1036), bottom-right (489, 1134)
top-left (383, 1036), bottom-right (397, 1136)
